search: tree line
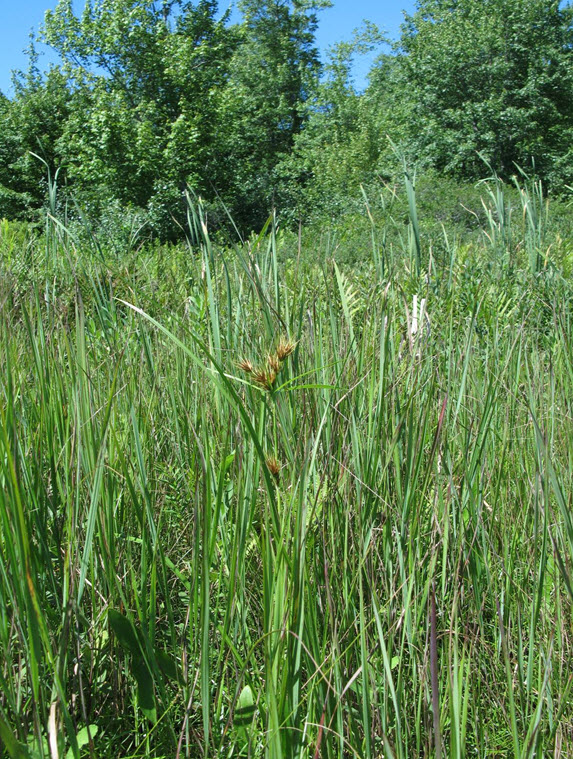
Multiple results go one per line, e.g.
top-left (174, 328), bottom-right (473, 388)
top-left (1, 0), bottom-right (572, 237)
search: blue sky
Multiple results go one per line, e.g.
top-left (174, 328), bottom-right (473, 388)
top-left (0, 0), bottom-right (416, 97)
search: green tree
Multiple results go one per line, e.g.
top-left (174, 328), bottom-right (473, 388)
top-left (0, 55), bottom-right (72, 220)
top-left (219, 0), bottom-right (331, 228)
top-left (280, 26), bottom-right (412, 220)
top-left (40, 0), bottom-right (236, 234)
top-left (398, 0), bottom-right (573, 186)
top-left (39, 0), bottom-right (333, 234)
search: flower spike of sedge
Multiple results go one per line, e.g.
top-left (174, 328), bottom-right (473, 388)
top-left (275, 336), bottom-right (297, 362)
top-left (237, 358), bottom-right (255, 374)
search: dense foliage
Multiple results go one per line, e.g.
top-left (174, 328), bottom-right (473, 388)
top-left (398, 0), bottom-right (573, 184)
top-left (1, 0), bottom-right (572, 236)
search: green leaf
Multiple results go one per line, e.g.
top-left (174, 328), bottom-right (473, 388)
top-left (234, 684), bottom-right (256, 732)
top-left (133, 659), bottom-right (157, 723)
top-left (0, 714), bottom-right (31, 759)
top-left (223, 451), bottom-right (236, 473)
top-left (108, 611), bottom-right (156, 722)
top-left (108, 609), bottom-right (140, 656)
top-left (156, 649), bottom-right (180, 682)
top-left (65, 725), bottom-right (98, 759)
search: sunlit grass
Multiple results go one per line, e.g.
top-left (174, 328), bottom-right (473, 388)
top-left (0, 180), bottom-right (572, 758)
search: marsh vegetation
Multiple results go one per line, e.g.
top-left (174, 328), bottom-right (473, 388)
top-left (1, 174), bottom-right (573, 757)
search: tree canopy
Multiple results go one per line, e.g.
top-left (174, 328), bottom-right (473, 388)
top-left (398, 0), bottom-right (573, 183)
top-left (1, 0), bottom-right (572, 235)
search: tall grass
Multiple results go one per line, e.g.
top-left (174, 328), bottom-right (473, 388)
top-left (0, 180), bottom-right (572, 758)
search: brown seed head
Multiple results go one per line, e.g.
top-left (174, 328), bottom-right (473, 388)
top-left (252, 368), bottom-right (268, 386)
top-left (237, 358), bottom-right (255, 374)
top-left (265, 369), bottom-right (278, 389)
top-left (252, 368), bottom-right (276, 390)
top-left (267, 353), bottom-right (282, 375)
top-left (266, 455), bottom-right (281, 480)
top-left (276, 337), bottom-right (297, 362)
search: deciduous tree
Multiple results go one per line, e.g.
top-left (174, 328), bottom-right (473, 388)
top-left (398, 0), bottom-right (573, 186)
